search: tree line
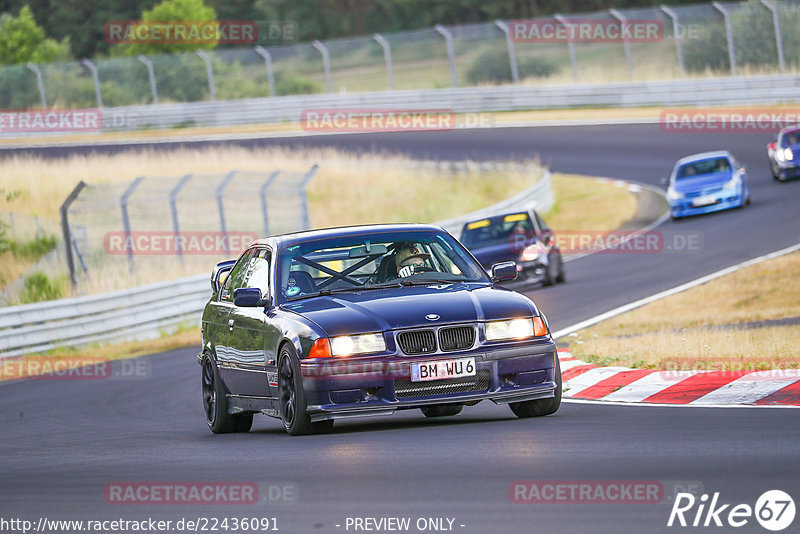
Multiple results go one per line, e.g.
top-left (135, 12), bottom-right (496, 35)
top-left (0, 0), bottom-right (709, 64)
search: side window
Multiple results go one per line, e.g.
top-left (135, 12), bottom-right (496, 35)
top-left (241, 249), bottom-right (271, 297)
top-left (221, 249), bottom-right (256, 301)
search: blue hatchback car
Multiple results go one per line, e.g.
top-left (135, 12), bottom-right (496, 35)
top-left (666, 151), bottom-right (750, 219)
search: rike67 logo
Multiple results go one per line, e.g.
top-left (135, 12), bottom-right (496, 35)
top-left (668, 489), bottom-right (795, 531)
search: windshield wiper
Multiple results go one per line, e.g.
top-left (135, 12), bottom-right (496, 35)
top-left (398, 279), bottom-right (460, 286)
top-left (285, 283), bottom-right (403, 302)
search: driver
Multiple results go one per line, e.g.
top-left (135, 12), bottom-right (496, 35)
top-left (394, 243), bottom-right (432, 278)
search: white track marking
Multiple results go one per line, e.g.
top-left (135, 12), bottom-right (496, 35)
top-left (601, 370), bottom-right (705, 403)
top-left (563, 366), bottom-right (635, 397)
top-left (553, 241), bottom-right (800, 339)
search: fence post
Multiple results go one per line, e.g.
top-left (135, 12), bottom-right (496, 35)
top-left (120, 176), bottom-right (145, 275)
top-left (216, 171), bottom-right (237, 255)
top-left (260, 170), bottom-right (280, 236)
top-left (170, 174), bottom-right (192, 266)
top-left (494, 21), bottom-right (519, 85)
top-left (312, 40), bottom-right (333, 93)
top-left (434, 25), bottom-right (458, 88)
top-left (80, 59), bottom-right (103, 108)
top-left (660, 6), bottom-right (686, 78)
top-left (137, 55), bottom-right (159, 104)
top-left (554, 15), bottom-right (579, 82)
top-left (373, 34), bottom-right (395, 90)
top-left (60, 181), bottom-right (86, 290)
top-left (254, 46), bottom-right (276, 97)
top-left (298, 165), bottom-right (319, 231)
top-left (196, 50), bottom-right (216, 101)
top-left (26, 63), bottom-right (47, 108)
top-left (760, 0), bottom-right (786, 74)
top-left (712, 1), bottom-right (737, 76)
top-left (610, 9), bottom-right (634, 80)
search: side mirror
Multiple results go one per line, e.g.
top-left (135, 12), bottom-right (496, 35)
top-left (491, 261), bottom-right (518, 283)
top-left (768, 142), bottom-right (776, 151)
top-left (233, 287), bottom-right (267, 307)
top-left (660, 176), bottom-right (670, 185)
top-left (211, 259), bottom-right (236, 293)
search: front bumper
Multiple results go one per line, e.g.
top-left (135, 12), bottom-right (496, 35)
top-left (669, 191), bottom-right (743, 218)
top-left (775, 163), bottom-right (800, 180)
top-left (300, 341), bottom-right (557, 422)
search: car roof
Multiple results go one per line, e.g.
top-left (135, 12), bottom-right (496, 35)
top-left (462, 210), bottom-right (534, 226)
top-left (779, 125), bottom-right (800, 136)
top-left (675, 151), bottom-right (733, 166)
top-left (250, 223), bottom-right (448, 250)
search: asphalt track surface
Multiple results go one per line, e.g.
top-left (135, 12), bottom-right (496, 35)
top-left (2, 124), bottom-right (799, 533)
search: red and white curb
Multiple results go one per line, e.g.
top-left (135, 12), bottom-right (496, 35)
top-left (558, 350), bottom-right (800, 406)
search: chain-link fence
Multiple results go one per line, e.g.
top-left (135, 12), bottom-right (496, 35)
top-left (59, 166), bottom-right (317, 292)
top-left (1, 0), bottom-right (798, 110)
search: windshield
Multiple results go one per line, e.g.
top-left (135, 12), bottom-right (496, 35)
top-left (780, 131), bottom-right (800, 148)
top-left (675, 157), bottom-right (731, 180)
top-left (460, 213), bottom-right (536, 249)
top-left (276, 229), bottom-right (489, 302)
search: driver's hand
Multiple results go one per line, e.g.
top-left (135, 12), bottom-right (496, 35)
top-left (398, 265), bottom-right (417, 278)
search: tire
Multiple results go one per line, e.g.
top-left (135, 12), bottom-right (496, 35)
top-left (202, 355), bottom-right (253, 434)
top-left (555, 253), bottom-right (566, 283)
top-left (421, 404), bottom-right (463, 418)
top-left (542, 255), bottom-right (557, 286)
top-left (510, 357), bottom-right (562, 418)
top-left (278, 344), bottom-right (333, 436)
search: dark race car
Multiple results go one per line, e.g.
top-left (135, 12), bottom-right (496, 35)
top-left (459, 210), bottom-right (564, 286)
top-left (768, 126), bottom-right (800, 181)
top-left (200, 224), bottom-right (561, 435)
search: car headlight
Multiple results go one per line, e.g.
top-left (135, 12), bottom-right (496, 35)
top-left (329, 333), bottom-right (386, 357)
top-left (722, 176), bottom-right (740, 191)
top-left (485, 317), bottom-right (548, 341)
top-left (520, 244), bottom-right (541, 262)
top-left (784, 148), bottom-right (794, 161)
top-left (667, 188), bottom-right (684, 200)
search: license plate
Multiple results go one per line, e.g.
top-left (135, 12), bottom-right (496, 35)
top-left (692, 195), bottom-right (718, 207)
top-left (411, 357), bottom-right (476, 382)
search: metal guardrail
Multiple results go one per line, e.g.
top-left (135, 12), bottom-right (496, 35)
top-left (96, 74), bottom-right (800, 133)
top-left (0, 169), bottom-right (552, 358)
top-left (2, 74), bottom-right (798, 139)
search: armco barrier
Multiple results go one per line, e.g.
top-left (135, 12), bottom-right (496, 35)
top-left (0, 170), bottom-right (551, 358)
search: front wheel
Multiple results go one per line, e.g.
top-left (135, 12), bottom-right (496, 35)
top-left (510, 357), bottom-right (562, 418)
top-left (202, 355), bottom-right (253, 434)
top-left (278, 344), bottom-right (333, 435)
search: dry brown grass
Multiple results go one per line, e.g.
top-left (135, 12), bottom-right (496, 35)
top-left (0, 146), bottom-right (546, 297)
top-left (545, 174), bottom-right (637, 233)
top-left (569, 250), bottom-right (800, 369)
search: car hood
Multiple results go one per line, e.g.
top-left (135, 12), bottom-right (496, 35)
top-left (672, 171), bottom-right (733, 193)
top-left (281, 283), bottom-right (538, 336)
top-left (469, 242), bottom-right (527, 268)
